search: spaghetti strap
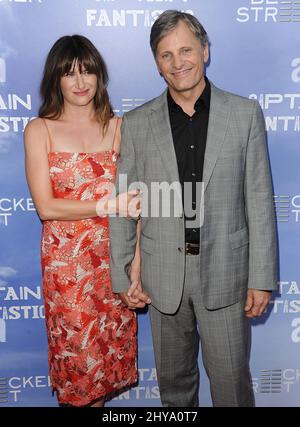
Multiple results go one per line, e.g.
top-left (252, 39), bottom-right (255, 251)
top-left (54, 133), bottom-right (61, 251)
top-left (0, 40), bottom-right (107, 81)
top-left (41, 118), bottom-right (52, 152)
top-left (111, 117), bottom-right (120, 152)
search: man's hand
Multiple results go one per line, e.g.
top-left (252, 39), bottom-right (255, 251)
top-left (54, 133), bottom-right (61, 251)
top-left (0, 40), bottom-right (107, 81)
top-left (118, 291), bottom-right (148, 309)
top-left (244, 289), bottom-right (272, 318)
top-left (118, 285), bottom-right (151, 309)
top-left (118, 265), bottom-right (151, 310)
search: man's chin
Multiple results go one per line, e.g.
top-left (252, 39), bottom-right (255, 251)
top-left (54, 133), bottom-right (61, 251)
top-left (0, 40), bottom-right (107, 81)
top-left (170, 83), bottom-right (199, 94)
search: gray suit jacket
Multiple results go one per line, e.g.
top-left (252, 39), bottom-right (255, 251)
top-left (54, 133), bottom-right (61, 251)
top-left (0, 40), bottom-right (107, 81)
top-left (109, 82), bottom-right (278, 314)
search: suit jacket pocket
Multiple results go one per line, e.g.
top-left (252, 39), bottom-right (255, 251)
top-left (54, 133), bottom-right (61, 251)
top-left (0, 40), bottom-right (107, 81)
top-left (140, 234), bottom-right (155, 255)
top-left (229, 227), bottom-right (249, 250)
top-left (218, 144), bottom-right (245, 158)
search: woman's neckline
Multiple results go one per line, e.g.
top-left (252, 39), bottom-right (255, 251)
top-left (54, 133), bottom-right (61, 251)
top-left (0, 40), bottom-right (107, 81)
top-left (48, 148), bottom-right (117, 155)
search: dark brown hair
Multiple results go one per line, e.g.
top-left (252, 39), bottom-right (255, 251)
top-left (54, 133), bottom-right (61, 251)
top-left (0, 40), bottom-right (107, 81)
top-left (39, 35), bottom-right (113, 131)
top-left (150, 10), bottom-right (209, 58)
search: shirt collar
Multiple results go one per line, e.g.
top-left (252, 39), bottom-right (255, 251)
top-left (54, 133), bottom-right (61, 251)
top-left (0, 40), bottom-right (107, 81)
top-left (167, 76), bottom-right (211, 114)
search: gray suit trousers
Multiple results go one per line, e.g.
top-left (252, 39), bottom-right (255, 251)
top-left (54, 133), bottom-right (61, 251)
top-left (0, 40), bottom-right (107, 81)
top-left (149, 255), bottom-right (254, 407)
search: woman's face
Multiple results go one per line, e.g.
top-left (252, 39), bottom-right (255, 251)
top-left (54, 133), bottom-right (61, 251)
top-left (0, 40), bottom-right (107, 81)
top-left (60, 60), bottom-right (97, 109)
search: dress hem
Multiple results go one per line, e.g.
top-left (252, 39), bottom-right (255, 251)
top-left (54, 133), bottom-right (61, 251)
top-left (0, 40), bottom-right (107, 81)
top-left (54, 376), bottom-right (138, 407)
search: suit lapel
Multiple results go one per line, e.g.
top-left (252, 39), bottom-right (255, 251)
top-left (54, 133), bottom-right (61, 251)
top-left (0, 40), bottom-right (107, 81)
top-left (202, 83), bottom-right (230, 192)
top-left (149, 84), bottom-right (231, 193)
top-left (149, 90), bottom-right (180, 184)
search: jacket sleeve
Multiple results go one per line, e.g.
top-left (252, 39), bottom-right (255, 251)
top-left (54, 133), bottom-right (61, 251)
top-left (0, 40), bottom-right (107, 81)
top-left (109, 114), bottom-right (139, 293)
top-left (244, 100), bottom-right (278, 291)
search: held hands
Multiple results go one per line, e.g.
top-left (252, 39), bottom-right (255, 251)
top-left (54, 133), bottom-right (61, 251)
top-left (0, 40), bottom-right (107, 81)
top-left (244, 289), bottom-right (272, 318)
top-left (118, 264), bottom-right (151, 310)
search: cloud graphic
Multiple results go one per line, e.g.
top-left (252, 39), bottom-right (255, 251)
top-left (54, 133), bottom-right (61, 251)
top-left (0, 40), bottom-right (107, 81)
top-left (0, 138), bottom-right (10, 153)
top-left (0, 3), bottom-right (17, 31)
top-left (0, 132), bottom-right (19, 153)
top-left (0, 6), bottom-right (20, 54)
top-left (0, 40), bottom-right (17, 60)
top-left (0, 267), bottom-right (17, 279)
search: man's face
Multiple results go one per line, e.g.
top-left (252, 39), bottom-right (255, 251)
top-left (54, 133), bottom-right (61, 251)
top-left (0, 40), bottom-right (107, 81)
top-left (155, 20), bottom-right (209, 96)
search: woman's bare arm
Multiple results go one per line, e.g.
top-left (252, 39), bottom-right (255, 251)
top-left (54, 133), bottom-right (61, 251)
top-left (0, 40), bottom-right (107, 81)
top-left (24, 118), bottom-right (139, 221)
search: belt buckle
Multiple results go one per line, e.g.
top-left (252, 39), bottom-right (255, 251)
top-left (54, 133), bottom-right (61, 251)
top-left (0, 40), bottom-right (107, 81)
top-left (185, 242), bottom-right (199, 255)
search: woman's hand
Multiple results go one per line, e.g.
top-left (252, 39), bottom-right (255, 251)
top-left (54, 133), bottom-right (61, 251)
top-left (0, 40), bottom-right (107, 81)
top-left (116, 190), bottom-right (142, 218)
top-left (127, 262), bottom-right (151, 307)
top-left (128, 263), bottom-right (141, 297)
top-left (97, 190), bottom-right (142, 218)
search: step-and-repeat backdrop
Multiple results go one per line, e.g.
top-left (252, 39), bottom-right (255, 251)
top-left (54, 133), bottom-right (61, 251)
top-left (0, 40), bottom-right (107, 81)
top-left (0, 0), bottom-right (299, 407)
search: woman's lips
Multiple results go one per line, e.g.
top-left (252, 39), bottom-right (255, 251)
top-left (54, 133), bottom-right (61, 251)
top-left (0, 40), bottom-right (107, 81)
top-left (74, 89), bottom-right (89, 96)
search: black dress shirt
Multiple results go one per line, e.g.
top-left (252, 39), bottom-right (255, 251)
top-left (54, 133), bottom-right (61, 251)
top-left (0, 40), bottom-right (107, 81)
top-left (167, 78), bottom-right (211, 244)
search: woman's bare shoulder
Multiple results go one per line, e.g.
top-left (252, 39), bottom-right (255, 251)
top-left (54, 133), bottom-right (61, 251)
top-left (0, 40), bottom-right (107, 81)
top-left (24, 118), bottom-right (49, 152)
top-left (24, 117), bottom-right (47, 136)
top-left (111, 115), bottom-right (122, 125)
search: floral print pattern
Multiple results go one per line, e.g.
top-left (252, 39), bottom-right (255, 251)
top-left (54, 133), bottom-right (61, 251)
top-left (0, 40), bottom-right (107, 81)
top-left (41, 150), bottom-right (137, 406)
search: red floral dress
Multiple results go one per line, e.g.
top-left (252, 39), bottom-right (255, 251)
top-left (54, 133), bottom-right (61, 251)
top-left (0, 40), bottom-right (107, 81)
top-left (41, 127), bottom-right (137, 406)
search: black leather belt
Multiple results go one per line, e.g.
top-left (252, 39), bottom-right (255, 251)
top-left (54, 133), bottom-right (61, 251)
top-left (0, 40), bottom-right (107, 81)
top-left (185, 242), bottom-right (200, 255)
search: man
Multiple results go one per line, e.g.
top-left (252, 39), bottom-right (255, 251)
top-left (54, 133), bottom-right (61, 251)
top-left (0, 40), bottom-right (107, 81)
top-left (109, 10), bottom-right (278, 407)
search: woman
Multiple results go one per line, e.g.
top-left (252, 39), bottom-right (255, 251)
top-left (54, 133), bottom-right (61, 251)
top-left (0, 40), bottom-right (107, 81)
top-left (24, 35), bottom-right (141, 407)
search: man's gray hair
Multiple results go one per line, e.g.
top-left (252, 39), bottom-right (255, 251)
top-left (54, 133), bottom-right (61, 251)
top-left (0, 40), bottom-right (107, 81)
top-left (150, 10), bottom-right (209, 57)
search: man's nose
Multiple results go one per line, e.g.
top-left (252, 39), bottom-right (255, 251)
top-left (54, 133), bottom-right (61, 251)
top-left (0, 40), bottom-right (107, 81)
top-left (172, 54), bottom-right (184, 69)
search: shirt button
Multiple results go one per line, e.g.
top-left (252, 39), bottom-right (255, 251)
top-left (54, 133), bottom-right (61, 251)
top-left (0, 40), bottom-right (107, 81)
top-left (191, 173), bottom-right (196, 177)
top-left (193, 229), bottom-right (197, 233)
top-left (189, 118), bottom-right (193, 122)
top-left (190, 145), bottom-right (194, 149)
